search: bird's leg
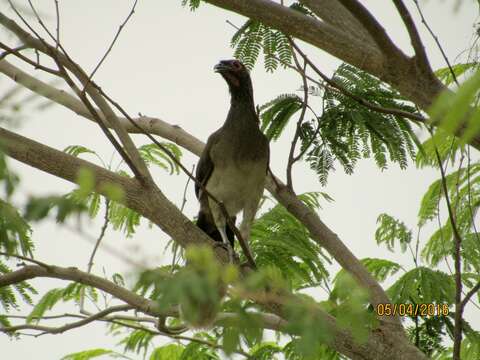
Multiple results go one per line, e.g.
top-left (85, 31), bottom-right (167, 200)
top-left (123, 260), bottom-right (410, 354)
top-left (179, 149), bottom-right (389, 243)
top-left (218, 225), bottom-right (235, 262)
top-left (210, 200), bottom-right (235, 262)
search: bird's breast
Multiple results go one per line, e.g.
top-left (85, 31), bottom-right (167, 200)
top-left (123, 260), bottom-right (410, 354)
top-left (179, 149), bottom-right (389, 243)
top-left (205, 160), bottom-right (267, 216)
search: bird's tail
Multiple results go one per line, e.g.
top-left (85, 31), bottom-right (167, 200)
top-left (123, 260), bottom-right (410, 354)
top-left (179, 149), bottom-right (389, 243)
top-left (196, 210), bottom-right (235, 247)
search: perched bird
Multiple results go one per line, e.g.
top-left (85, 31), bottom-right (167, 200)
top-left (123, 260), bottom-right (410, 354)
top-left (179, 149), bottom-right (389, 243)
top-left (195, 59), bottom-right (269, 260)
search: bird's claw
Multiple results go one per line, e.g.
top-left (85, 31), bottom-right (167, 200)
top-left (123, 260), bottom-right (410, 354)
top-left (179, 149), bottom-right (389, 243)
top-left (213, 242), bottom-right (236, 263)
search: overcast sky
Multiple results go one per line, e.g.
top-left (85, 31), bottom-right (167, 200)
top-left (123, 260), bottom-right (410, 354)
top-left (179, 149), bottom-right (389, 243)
top-left (1, 1), bottom-right (479, 359)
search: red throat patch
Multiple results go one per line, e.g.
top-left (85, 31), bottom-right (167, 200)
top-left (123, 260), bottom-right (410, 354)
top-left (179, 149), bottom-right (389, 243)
top-left (224, 73), bottom-right (240, 87)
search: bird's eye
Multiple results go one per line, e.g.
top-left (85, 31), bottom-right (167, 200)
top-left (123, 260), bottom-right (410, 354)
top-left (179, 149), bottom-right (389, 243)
top-left (232, 61), bottom-right (242, 70)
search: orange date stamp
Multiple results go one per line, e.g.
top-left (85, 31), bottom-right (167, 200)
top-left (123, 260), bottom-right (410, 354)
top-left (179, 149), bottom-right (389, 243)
top-left (375, 303), bottom-right (449, 317)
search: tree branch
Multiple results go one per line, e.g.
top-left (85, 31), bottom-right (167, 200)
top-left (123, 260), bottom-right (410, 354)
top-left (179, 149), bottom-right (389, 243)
top-left (299, 0), bottom-right (375, 48)
top-left (392, 0), bottom-right (431, 73)
top-left (202, 0), bottom-right (384, 75)
top-left (0, 126), bottom-right (228, 263)
top-left (1, 305), bottom-right (133, 335)
top-left (0, 10), bottom-right (152, 183)
top-left (337, 0), bottom-right (402, 58)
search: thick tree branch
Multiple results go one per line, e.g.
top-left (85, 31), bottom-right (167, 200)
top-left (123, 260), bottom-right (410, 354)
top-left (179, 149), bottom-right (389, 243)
top-left (337, 0), bottom-right (402, 58)
top-left (392, 0), bottom-right (431, 73)
top-left (0, 126), bottom-right (228, 263)
top-left (299, 0), bottom-right (374, 47)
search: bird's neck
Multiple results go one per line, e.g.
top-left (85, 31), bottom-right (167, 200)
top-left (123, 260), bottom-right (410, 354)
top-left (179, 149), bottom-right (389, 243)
top-left (225, 95), bottom-right (258, 128)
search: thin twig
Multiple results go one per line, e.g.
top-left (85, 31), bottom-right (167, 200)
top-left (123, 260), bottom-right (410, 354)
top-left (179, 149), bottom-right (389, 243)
top-left (80, 199), bottom-right (111, 312)
top-left (286, 39), bottom-right (308, 190)
top-left (460, 281), bottom-right (480, 309)
top-left (1, 305), bottom-right (132, 336)
top-left (54, 0), bottom-right (60, 49)
top-left (412, 0), bottom-right (459, 86)
top-left (392, 0), bottom-right (431, 73)
top-left (86, 0), bottom-right (138, 86)
top-left (0, 42), bottom-right (60, 75)
top-left (290, 41), bottom-right (426, 123)
top-left (87, 199), bottom-right (110, 274)
top-left (172, 165), bottom-right (195, 269)
top-left (432, 135), bottom-right (463, 360)
top-left (0, 252), bottom-right (50, 268)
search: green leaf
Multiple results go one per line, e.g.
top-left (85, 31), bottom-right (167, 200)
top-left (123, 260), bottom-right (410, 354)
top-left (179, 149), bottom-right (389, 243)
top-left (108, 200), bottom-right (141, 237)
top-left (27, 283), bottom-right (84, 323)
top-left (180, 338), bottom-right (220, 360)
top-left (387, 267), bottom-right (454, 304)
top-left (0, 149), bottom-right (19, 198)
top-left (429, 69), bottom-right (480, 146)
top-left (181, 0), bottom-right (201, 11)
top-left (64, 145), bottom-right (98, 158)
top-left (0, 260), bottom-right (37, 312)
top-left (260, 94), bottom-right (302, 140)
top-left (150, 344), bottom-right (184, 360)
top-left (375, 213), bottom-right (412, 253)
top-left (249, 193), bottom-right (330, 290)
top-left (249, 342), bottom-right (282, 360)
top-left (435, 62), bottom-right (477, 86)
top-left (138, 143), bottom-right (182, 175)
top-left (0, 199), bottom-right (33, 256)
top-left (302, 63), bottom-right (420, 184)
top-left (61, 348), bottom-right (128, 360)
top-left (76, 167), bottom-right (96, 198)
top-left (24, 195), bottom-right (88, 223)
top-left (361, 258), bottom-right (403, 282)
top-left (119, 329), bottom-right (154, 357)
top-left (223, 327), bottom-right (241, 355)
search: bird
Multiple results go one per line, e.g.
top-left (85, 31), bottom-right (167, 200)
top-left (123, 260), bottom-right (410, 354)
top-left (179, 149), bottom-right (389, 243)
top-left (195, 59), bottom-right (269, 261)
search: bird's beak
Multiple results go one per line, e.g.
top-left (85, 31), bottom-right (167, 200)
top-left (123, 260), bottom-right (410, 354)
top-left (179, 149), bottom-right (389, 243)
top-left (214, 62), bottom-right (231, 73)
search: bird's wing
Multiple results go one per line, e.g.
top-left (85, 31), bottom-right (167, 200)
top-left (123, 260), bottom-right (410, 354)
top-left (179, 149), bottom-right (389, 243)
top-left (195, 130), bottom-right (221, 199)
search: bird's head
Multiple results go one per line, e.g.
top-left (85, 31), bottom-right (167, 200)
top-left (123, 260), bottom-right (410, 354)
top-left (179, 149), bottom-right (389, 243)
top-left (214, 59), bottom-right (253, 102)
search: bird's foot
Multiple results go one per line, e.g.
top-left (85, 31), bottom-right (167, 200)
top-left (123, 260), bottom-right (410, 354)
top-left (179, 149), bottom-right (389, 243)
top-left (213, 242), bottom-right (236, 263)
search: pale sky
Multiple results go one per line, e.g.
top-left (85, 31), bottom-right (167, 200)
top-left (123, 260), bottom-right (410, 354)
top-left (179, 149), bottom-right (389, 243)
top-left (1, 1), bottom-right (479, 359)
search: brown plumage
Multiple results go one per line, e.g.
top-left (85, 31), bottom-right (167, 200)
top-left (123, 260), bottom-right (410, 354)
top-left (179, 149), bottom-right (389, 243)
top-left (195, 59), bottom-right (269, 257)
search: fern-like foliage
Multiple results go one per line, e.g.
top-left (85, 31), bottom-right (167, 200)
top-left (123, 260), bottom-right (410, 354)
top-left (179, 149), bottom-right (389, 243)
top-left (429, 69), bottom-right (480, 146)
top-left (259, 94), bottom-right (302, 140)
top-left (435, 62), bottom-right (478, 86)
top-left (231, 20), bottom-right (291, 71)
top-left (27, 283), bottom-right (96, 323)
top-left (248, 192), bottom-right (331, 290)
top-left (331, 258), bottom-right (402, 303)
top-left (24, 195), bottom-right (88, 223)
top-left (138, 142), bottom-right (182, 175)
top-left (301, 64), bottom-right (421, 184)
top-left (229, 3), bottom-right (314, 71)
top-left (416, 129), bottom-right (462, 169)
top-left (0, 149), bottom-right (19, 199)
top-left (181, 0), bottom-right (201, 11)
top-left (119, 329), bottom-right (154, 358)
top-left (419, 163), bottom-right (480, 272)
top-left (0, 260), bottom-right (37, 312)
top-left (375, 213), bottom-right (412, 253)
top-left (0, 199), bottom-right (34, 256)
top-left (61, 348), bottom-right (129, 360)
top-left (387, 267), bottom-right (454, 305)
